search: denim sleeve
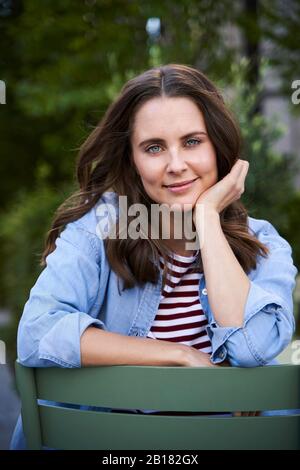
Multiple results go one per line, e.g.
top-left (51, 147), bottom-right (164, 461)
top-left (208, 221), bottom-right (298, 367)
top-left (17, 221), bottom-right (107, 368)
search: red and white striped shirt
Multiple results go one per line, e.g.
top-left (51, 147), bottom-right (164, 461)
top-left (146, 249), bottom-right (212, 354)
top-left (132, 250), bottom-right (212, 415)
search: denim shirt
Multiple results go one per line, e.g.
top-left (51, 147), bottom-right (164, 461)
top-left (10, 191), bottom-right (298, 449)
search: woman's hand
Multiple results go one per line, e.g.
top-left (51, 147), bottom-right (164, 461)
top-left (181, 346), bottom-right (227, 368)
top-left (193, 159), bottom-right (249, 223)
top-left (233, 411), bottom-right (261, 417)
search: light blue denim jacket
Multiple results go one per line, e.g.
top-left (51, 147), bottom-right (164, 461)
top-left (10, 191), bottom-right (299, 449)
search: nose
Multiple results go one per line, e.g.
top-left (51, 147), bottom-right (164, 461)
top-left (166, 150), bottom-right (188, 174)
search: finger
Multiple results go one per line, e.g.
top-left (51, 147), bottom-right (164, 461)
top-left (241, 162), bottom-right (249, 184)
top-left (239, 161), bottom-right (249, 180)
top-left (247, 411), bottom-right (260, 417)
top-left (227, 160), bottom-right (247, 190)
top-left (231, 160), bottom-right (245, 177)
top-left (235, 159), bottom-right (249, 173)
top-left (235, 161), bottom-right (249, 195)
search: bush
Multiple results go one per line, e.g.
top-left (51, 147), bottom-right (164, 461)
top-left (0, 183), bottom-right (75, 359)
top-left (220, 59), bottom-right (300, 229)
top-left (278, 191), bottom-right (300, 272)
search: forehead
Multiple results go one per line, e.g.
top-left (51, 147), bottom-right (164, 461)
top-left (132, 97), bottom-right (206, 140)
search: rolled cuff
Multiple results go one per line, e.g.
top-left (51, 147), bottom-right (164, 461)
top-left (208, 281), bottom-right (295, 367)
top-left (19, 313), bottom-right (106, 368)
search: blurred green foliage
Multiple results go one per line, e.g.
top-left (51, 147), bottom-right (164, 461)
top-left (223, 59), bottom-right (300, 235)
top-left (0, 184), bottom-right (76, 362)
top-left (0, 182), bottom-right (76, 312)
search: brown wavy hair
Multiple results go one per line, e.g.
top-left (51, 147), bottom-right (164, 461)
top-left (40, 63), bottom-right (269, 291)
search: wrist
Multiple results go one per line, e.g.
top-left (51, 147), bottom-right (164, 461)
top-left (176, 344), bottom-right (191, 366)
top-left (193, 204), bottom-right (219, 226)
top-left (194, 206), bottom-right (220, 247)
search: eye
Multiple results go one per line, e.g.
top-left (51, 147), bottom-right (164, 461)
top-left (186, 138), bottom-right (201, 146)
top-left (145, 144), bottom-right (162, 154)
top-left (145, 138), bottom-right (202, 154)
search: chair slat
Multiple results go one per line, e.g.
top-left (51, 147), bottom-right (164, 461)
top-left (39, 405), bottom-right (300, 450)
top-left (35, 364), bottom-right (300, 411)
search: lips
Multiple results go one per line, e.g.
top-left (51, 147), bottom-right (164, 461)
top-left (164, 177), bottom-right (198, 188)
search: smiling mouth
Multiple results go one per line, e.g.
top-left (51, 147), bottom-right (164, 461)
top-left (164, 177), bottom-right (199, 188)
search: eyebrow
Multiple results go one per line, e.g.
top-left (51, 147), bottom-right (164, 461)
top-left (138, 131), bottom-right (207, 148)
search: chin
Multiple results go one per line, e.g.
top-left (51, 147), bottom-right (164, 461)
top-left (166, 199), bottom-right (196, 213)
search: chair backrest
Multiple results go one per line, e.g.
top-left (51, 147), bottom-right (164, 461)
top-left (15, 361), bottom-right (300, 450)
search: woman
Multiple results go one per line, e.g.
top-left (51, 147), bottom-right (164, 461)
top-left (10, 64), bottom-right (298, 449)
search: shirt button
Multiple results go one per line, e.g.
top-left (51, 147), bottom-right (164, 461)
top-left (202, 288), bottom-right (207, 295)
top-left (219, 350), bottom-right (226, 359)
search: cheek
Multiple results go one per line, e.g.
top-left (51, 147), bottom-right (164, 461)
top-left (196, 146), bottom-right (217, 173)
top-left (196, 159), bottom-right (216, 176)
top-left (138, 162), bottom-right (162, 186)
top-left (141, 173), bottom-right (159, 188)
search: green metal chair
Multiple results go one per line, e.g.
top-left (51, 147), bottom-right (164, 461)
top-left (15, 361), bottom-right (300, 450)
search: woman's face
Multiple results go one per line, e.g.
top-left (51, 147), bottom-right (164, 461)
top-left (131, 96), bottom-right (218, 211)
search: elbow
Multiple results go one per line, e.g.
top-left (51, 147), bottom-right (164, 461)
top-left (17, 321), bottom-right (61, 368)
top-left (17, 321), bottom-right (40, 367)
top-left (16, 310), bottom-right (82, 368)
top-left (17, 336), bottom-right (46, 368)
top-left (17, 351), bottom-right (41, 368)
top-left (226, 334), bottom-right (263, 368)
top-left (17, 333), bottom-right (43, 367)
top-left (211, 303), bottom-right (295, 368)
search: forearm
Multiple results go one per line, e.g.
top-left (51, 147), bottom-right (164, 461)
top-left (80, 327), bottom-right (187, 367)
top-left (197, 208), bottom-right (250, 328)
